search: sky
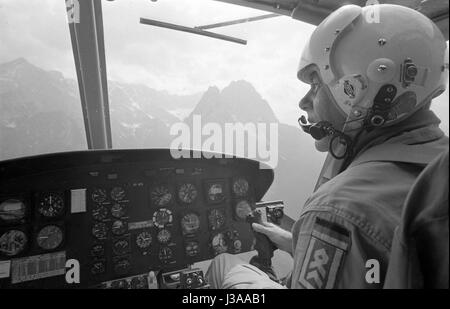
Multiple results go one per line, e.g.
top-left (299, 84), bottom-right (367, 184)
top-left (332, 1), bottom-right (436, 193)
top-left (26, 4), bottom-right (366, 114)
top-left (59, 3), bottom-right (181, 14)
top-left (0, 0), bottom-right (448, 132)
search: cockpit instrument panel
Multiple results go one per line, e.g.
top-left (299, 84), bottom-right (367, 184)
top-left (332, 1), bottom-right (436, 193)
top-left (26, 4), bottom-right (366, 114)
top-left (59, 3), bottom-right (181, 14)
top-left (0, 149), bottom-right (273, 288)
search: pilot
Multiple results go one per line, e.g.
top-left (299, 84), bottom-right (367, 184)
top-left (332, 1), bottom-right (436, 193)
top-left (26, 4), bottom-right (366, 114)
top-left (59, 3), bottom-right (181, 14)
top-left (206, 4), bottom-right (449, 288)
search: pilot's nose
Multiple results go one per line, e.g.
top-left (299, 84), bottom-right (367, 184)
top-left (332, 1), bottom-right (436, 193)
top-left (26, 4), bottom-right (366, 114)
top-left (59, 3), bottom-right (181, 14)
top-left (299, 93), bottom-right (313, 112)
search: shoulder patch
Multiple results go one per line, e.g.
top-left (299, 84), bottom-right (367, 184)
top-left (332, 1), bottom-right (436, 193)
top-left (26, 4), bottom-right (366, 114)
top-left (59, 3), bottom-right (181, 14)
top-left (298, 217), bottom-right (351, 289)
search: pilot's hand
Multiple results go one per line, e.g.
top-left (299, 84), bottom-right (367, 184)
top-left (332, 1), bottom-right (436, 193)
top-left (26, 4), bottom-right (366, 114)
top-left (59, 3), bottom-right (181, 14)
top-left (251, 222), bottom-right (293, 255)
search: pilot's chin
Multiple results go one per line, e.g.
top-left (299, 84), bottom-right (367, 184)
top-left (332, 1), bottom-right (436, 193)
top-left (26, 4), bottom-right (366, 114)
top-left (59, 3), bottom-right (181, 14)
top-left (314, 137), bottom-right (329, 152)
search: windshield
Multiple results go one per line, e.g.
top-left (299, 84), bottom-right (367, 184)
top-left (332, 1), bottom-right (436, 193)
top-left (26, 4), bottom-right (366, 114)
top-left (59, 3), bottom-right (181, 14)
top-left (0, 0), bottom-right (87, 160)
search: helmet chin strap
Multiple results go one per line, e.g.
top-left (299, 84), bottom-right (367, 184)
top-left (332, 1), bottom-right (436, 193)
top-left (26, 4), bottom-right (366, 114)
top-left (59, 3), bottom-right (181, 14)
top-left (298, 115), bottom-right (353, 160)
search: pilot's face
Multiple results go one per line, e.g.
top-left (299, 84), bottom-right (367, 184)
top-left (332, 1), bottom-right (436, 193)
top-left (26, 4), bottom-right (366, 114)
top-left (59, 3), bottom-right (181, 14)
top-left (299, 70), bottom-right (346, 152)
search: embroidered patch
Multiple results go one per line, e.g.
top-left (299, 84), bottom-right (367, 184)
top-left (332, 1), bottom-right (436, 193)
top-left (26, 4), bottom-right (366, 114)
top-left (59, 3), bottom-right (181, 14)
top-left (298, 217), bottom-right (351, 289)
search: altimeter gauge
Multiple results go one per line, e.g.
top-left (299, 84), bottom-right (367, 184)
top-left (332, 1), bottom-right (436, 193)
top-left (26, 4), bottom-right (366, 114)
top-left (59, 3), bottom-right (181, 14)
top-left (181, 213), bottom-right (200, 235)
top-left (152, 208), bottom-right (173, 228)
top-left (91, 188), bottom-right (107, 203)
top-left (111, 186), bottom-right (126, 202)
top-left (136, 230), bottom-right (152, 250)
top-left (36, 225), bottom-right (64, 251)
top-left (178, 183), bottom-right (198, 204)
top-left (111, 220), bottom-right (128, 236)
top-left (232, 178), bottom-right (249, 197)
top-left (150, 185), bottom-right (172, 207)
top-left (0, 230), bottom-right (27, 257)
top-left (211, 233), bottom-right (228, 255)
top-left (206, 182), bottom-right (225, 203)
top-left (235, 200), bottom-right (252, 220)
top-left (37, 192), bottom-right (65, 218)
top-left (157, 229), bottom-right (172, 244)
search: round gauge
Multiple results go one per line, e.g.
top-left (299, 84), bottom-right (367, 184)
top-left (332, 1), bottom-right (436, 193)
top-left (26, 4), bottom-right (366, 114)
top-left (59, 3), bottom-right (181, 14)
top-left (235, 200), bottom-right (252, 220)
top-left (178, 183), bottom-right (198, 204)
top-left (37, 192), bottom-right (64, 218)
top-left (185, 240), bottom-right (200, 257)
top-left (207, 183), bottom-right (225, 202)
top-left (152, 208), bottom-right (173, 228)
top-left (111, 186), bottom-right (126, 202)
top-left (0, 199), bottom-right (26, 223)
top-left (232, 178), bottom-right (249, 197)
top-left (92, 222), bottom-right (108, 239)
top-left (90, 260), bottom-right (106, 275)
top-left (111, 203), bottom-right (127, 218)
top-left (136, 230), bottom-right (152, 250)
top-left (113, 238), bottom-right (130, 255)
top-left (208, 209), bottom-right (226, 231)
top-left (114, 258), bottom-right (131, 275)
top-left (91, 243), bottom-right (105, 257)
top-left (150, 185), bottom-right (172, 207)
top-left (92, 204), bottom-right (108, 221)
top-left (0, 230), bottom-right (27, 257)
top-left (158, 246), bottom-right (173, 263)
top-left (211, 233), bottom-right (228, 255)
top-left (111, 220), bottom-right (127, 236)
top-left (156, 229), bottom-right (171, 244)
top-left (91, 188), bottom-right (107, 203)
top-left (36, 225), bottom-right (64, 251)
top-left (181, 213), bottom-right (200, 235)
top-left (131, 276), bottom-right (148, 289)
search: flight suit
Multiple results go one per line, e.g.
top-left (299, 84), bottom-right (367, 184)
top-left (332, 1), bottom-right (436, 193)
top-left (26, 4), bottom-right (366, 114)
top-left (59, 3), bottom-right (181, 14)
top-left (206, 109), bottom-right (448, 289)
top-left (383, 149), bottom-right (449, 289)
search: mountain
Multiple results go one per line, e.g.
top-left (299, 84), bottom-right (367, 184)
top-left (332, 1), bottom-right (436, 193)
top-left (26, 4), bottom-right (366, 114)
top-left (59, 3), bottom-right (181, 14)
top-left (0, 58), bottom-right (202, 159)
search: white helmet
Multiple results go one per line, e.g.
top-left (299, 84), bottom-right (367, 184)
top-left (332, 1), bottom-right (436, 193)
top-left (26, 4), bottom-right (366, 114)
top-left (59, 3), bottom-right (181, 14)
top-left (298, 4), bottom-right (449, 131)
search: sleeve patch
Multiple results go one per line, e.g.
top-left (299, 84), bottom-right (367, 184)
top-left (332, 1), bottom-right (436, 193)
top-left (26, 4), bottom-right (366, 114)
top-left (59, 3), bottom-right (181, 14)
top-left (298, 217), bottom-right (351, 289)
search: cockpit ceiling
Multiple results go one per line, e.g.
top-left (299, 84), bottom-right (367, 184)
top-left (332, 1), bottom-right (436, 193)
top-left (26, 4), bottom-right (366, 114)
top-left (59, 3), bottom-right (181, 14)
top-left (215, 0), bottom-right (449, 39)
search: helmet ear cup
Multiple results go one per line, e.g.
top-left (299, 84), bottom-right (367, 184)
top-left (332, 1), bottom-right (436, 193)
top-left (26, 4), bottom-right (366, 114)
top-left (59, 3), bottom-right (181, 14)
top-left (367, 58), bottom-right (396, 83)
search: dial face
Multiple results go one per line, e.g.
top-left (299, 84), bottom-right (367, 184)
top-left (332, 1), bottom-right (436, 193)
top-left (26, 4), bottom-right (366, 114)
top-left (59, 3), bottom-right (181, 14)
top-left (111, 220), bottom-right (127, 236)
top-left (152, 208), bottom-right (173, 228)
top-left (208, 209), bottom-right (226, 231)
top-left (113, 238), bottom-right (130, 255)
top-left (0, 230), bottom-right (27, 257)
top-left (38, 192), bottom-right (64, 218)
top-left (92, 222), bottom-right (108, 239)
top-left (150, 185), bottom-right (173, 207)
top-left (91, 260), bottom-right (106, 275)
top-left (0, 199), bottom-right (26, 223)
top-left (178, 183), bottom-right (198, 204)
top-left (111, 187), bottom-right (126, 202)
top-left (211, 233), bottom-right (228, 255)
top-left (158, 247), bottom-right (173, 263)
top-left (181, 213), bottom-right (200, 235)
top-left (91, 189), bottom-right (107, 203)
top-left (232, 178), bottom-right (249, 197)
top-left (136, 230), bottom-right (152, 250)
top-left (207, 183), bottom-right (225, 202)
top-left (114, 258), bottom-right (131, 275)
top-left (156, 229), bottom-right (171, 244)
top-left (91, 243), bottom-right (105, 257)
top-left (235, 200), bottom-right (252, 220)
top-left (185, 240), bottom-right (200, 257)
top-left (92, 205), bottom-right (108, 221)
top-left (37, 225), bottom-right (63, 251)
top-left (111, 203), bottom-right (127, 218)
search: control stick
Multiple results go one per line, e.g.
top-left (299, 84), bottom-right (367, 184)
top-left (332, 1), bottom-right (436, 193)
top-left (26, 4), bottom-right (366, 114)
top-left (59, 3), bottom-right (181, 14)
top-left (246, 209), bottom-right (278, 280)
